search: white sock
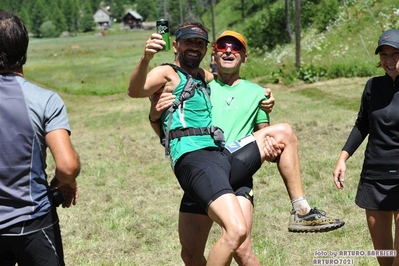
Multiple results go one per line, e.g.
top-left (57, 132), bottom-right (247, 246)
top-left (291, 196), bottom-right (311, 215)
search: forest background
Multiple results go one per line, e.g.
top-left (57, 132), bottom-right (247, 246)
top-left (3, 0), bottom-right (399, 86)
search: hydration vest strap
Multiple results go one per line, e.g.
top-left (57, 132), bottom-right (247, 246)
top-left (169, 127), bottom-right (212, 140)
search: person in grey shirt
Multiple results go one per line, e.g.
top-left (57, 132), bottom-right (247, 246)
top-left (0, 10), bottom-right (80, 266)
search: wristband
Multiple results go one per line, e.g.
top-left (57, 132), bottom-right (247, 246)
top-left (149, 114), bottom-right (161, 124)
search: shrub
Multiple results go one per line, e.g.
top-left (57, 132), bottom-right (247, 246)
top-left (40, 21), bottom-right (59, 38)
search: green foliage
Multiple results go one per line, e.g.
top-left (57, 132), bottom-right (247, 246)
top-left (136, 0), bottom-right (159, 21)
top-left (40, 21), bottom-right (59, 38)
top-left (106, 0), bottom-right (126, 22)
top-left (244, 2), bottom-right (289, 51)
top-left (51, 6), bottom-right (68, 34)
top-left (296, 64), bottom-right (327, 83)
top-left (31, 0), bottom-right (46, 37)
top-left (61, 0), bottom-right (79, 34)
top-left (165, 0), bottom-right (208, 33)
top-left (326, 63), bottom-right (379, 79)
top-left (79, 2), bottom-right (96, 32)
top-left (301, 0), bottom-right (340, 31)
top-left (18, 7), bottom-right (32, 32)
top-left (7, 0), bottom-right (399, 85)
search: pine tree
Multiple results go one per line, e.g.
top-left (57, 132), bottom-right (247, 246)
top-left (62, 0), bottom-right (79, 34)
top-left (31, 0), bottom-right (47, 37)
top-left (79, 1), bottom-right (96, 32)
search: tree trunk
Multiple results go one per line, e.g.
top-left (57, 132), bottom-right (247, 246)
top-left (285, 0), bottom-right (292, 42)
top-left (294, 0), bottom-right (301, 68)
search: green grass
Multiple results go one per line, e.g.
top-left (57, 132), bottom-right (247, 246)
top-left (27, 28), bottom-right (386, 265)
top-left (25, 30), bottom-right (176, 95)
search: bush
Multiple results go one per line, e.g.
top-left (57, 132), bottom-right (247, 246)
top-left (40, 21), bottom-right (59, 38)
top-left (301, 0), bottom-right (340, 32)
top-left (296, 64), bottom-right (327, 83)
top-left (244, 2), bottom-right (289, 51)
top-left (326, 63), bottom-right (378, 79)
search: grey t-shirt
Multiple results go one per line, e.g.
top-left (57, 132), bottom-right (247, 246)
top-left (0, 74), bottom-right (70, 232)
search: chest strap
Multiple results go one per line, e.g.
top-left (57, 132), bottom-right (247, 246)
top-left (169, 127), bottom-right (211, 140)
top-left (168, 126), bottom-right (225, 150)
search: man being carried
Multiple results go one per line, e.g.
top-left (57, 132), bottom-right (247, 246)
top-left (149, 29), bottom-right (345, 265)
top-left (128, 22), bottom-right (344, 265)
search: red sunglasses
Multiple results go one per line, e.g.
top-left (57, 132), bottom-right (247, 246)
top-left (215, 42), bottom-right (243, 53)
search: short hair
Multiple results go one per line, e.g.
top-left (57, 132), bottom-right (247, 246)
top-left (0, 10), bottom-right (29, 70)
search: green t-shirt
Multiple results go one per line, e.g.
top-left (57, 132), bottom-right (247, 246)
top-left (210, 78), bottom-right (269, 145)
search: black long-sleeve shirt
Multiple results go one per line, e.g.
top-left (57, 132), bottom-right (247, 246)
top-left (343, 74), bottom-right (399, 179)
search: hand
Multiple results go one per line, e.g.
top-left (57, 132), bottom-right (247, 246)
top-left (263, 136), bottom-right (284, 161)
top-left (259, 87), bottom-right (275, 113)
top-left (149, 90), bottom-right (176, 121)
top-left (143, 33), bottom-right (167, 60)
top-left (154, 91), bottom-right (176, 112)
top-left (333, 161), bottom-right (346, 190)
top-left (55, 180), bottom-right (78, 208)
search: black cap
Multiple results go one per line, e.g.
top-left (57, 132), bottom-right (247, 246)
top-left (375, 29), bottom-right (399, 54)
top-left (175, 26), bottom-right (209, 43)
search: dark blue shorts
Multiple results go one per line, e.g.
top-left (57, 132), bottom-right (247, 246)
top-left (176, 135), bottom-right (261, 214)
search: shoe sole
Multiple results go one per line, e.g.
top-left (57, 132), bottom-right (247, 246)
top-left (288, 222), bottom-right (345, 233)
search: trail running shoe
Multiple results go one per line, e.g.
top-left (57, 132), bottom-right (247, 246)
top-left (288, 208), bottom-right (345, 233)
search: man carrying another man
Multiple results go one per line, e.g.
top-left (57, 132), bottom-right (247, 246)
top-left (128, 22), bottom-right (344, 265)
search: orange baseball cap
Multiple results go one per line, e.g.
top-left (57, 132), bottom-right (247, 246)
top-left (216, 30), bottom-right (247, 51)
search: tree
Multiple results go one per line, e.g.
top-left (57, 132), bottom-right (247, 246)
top-left (31, 0), bottom-right (47, 37)
top-left (51, 6), bottom-right (68, 35)
top-left (108, 0), bottom-right (126, 22)
top-left (18, 7), bottom-right (32, 32)
top-left (244, 2), bottom-right (289, 51)
top-left (294, 0), bottom-right (300, 68)
top-left (136, 0), bottom-right (159, 21)
top-left (285, 0), bottom-right (293, 42)
top-left (79, 1), bottom-right (96, 32)
top-left (62, 0), bottom-right (80, 34)
top-left (40, 21), bottom-right (58, 38)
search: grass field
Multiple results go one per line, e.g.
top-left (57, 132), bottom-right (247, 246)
top-left (25, 31), bottom-right (385, 265)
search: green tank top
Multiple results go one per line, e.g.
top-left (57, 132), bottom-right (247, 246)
top-left (162, 70), bottom-right (219, 164)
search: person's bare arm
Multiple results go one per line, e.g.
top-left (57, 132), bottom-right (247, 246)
top-left (198, 68), bottom-right (215, 83)
top-left (46, 129), bottom-right (80, 208)
top-left (333, 150), bottom-right (350, 190)
top-left (127, 33), bottom-right (168, 98)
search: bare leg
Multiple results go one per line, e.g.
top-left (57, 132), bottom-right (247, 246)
top-left (233, 196), bottom-right (261, 266)
top-left (253, 123), bottom-right (344, 233)
top-left (207, 194), bottom-right (248, 266)
top-left (366, 209), bottom-right (394, 266)
top-left (253, 123), bottom-right (306, 208)
top-left (179, 196), bottom-right (260, 266)
top-left (179, 212), bottom-right (213, 266)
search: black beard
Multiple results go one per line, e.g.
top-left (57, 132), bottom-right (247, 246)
top-left (179, 53), bottom-right (201, 69)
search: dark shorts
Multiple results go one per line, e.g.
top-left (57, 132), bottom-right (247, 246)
top-left (0, 208), bottom-right (64, 266)
top-left (177, 135), bottom-right (261, 214)
top-left (356, 178), bottom-right (399, 211)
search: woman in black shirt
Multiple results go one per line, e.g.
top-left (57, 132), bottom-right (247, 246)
top-left (333, 29), bottom-right (399, 266)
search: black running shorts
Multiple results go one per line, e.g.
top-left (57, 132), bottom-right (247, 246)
top-left (0, 208), bottom-right (64, 266)
top-left (178, 135), bottom-right (261, 215)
